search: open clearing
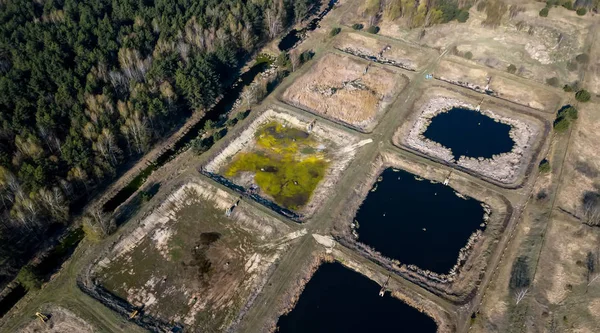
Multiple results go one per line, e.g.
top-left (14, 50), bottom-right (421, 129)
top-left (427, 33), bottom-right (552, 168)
top-left (204, 108), bottom-right (366, 219)
top-left (92, 179), bottom-right (300, 332)
top-left (281, 52), bottom-right (408, 132)
top-left (17, 306), bottom-right (95, 333)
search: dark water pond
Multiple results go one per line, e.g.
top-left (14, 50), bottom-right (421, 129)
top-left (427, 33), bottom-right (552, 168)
top-left (276, 262), bottom-right (437, 333)
top-left (423, 107), bottom-right (514, 159)
top-left (355, 168), bottom-right (485, 274)
top-left (278, 0), bottom-right (337, 51)
top-left (0, 285), bottom-right (26, 319)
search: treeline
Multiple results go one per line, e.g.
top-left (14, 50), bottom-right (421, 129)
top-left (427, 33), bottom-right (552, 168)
top-left (0, 0), bottom-right (317, 285)
top-left (361, 0), bottom-right (471, 29)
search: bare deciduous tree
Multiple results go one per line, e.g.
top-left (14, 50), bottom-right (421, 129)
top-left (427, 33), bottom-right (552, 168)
top-left (582, 191), bottom-right (600, 226)
top-left (83, 208), bottom-right (115, 239)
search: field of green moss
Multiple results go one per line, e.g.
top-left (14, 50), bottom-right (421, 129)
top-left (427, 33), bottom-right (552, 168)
top-left (224, 121), bottom-right (330, 210)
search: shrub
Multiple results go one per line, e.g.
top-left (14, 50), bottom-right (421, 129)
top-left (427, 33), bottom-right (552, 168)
top-left (507, 64), bottom-right (517, 74)
top-left (558, 105), bottom-right (578, 120)
top-left (576, 7), bottom-right (587, 15)
top-left (562, 0), bottom-right (573, 9)
top-left (464, 51), bottom-right (473, 59)
top-left (352, 23), bottom-right (364, 30)
top-left (225, 118), bottom-right (237, 127)
top-left (457, 10), bottom-right (470, 22)
top-left (329, 27), bottom-right (341, 37)
top-left (546, 77), bottom-right (559, 87)
top-left (539, 7), bottom-right (549, 16)
top-left (191, 137), bottom-right (209, 154)
top-left (553, 117), bottom-right (570, 132)
top-left (212, 130), bottom-right (223, 141)
top-left (204, 119), bottom-right (215, 131)
top-left (16, 266), bottom-right (42, 291)
top-left (509, 256), bottom-right (531, 291)
top-left (575, 89), bottom-right (591, 102)
top-left (366, 26), bottom-right (380, 34)
top-left (538, 159), bottom-right (551, 173)
top-left (576, 53), bottom-right (590, 64)
top-left (299, 50), bottom-right (314, 63)
top-left (236, 111), bottom-right (248, 121)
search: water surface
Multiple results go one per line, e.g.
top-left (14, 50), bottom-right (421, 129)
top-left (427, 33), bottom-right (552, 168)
top-left (277, 262), bottom-right (437, 332)
top-left (355, 168), bottom-right (485, 274)
top-left (423, 107), bottom-right (514, 159)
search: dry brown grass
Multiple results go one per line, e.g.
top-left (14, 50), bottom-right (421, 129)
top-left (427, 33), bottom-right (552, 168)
top-left (557, 102), bottom-right (600, 215)
top-left (334, 32), bottom-right (430, 70)
top-left (282, 52), bottom-right (407, 132)
top-left (435, 58), bottom-right (561, 111)
top-left (489, 75), bottom-right (561, 111)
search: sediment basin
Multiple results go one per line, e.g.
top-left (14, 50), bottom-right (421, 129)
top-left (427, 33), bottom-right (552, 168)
top-left (423, 107), bottom-right (514, 159)
top-left (354, 168), bottom-right (485, 274)
top-left (276, 262), bottom-right (437, 332)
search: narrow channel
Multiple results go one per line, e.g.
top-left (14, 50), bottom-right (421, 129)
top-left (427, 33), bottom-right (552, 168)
top-left (276, 262), bottom-right (438, 332)
top-left (354, 168), bottom-right (485, 274)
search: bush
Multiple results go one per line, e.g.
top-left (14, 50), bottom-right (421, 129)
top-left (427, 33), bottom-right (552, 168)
top-left (464, 51), bottom-right (473, 59)
top-left (457, 10), bottom-right (470, 22)
top-left (553, 117), bottom-right (570, 132)
top-left (576, 53), bottom-right (590, 64)
top-left (509, 256), bottom-right (531, 291)
top-left (562, 0), bottom-right (573, 9)
top-left (191, 137), bottom-right (209, 154)
top-left (329, 27), bottom-right (341, 37)
top-left (204, 119), bottom-right (215, 131)
top-left (538, 159), bottom-right (551, 173)
top-left (558, 105), bottom-right (578, 120)
top-left (366, 26), bottom-right (380, 34)
top-left (236, 111), bottom-right (248, 121)
top-left (212, 130), bottom-right (223, 141)
top-left (576, 7), bottom-right (587, 15)
top-left (352, 23), bottom-right (364, 30)
top-left (575, 89), bottom-right (591, 102)
top-left (546, 77), bottom-right (559, 87)
top-left (507, 64), bottom-right (517, 74)
top-left (299, 50), bottom-right (314, 63)
top-left (16, 266), bottom-right (42, 291)
top-left (539, 7), bottom-right (549, 16)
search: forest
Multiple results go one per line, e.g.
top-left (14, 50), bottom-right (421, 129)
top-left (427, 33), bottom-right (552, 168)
top-left (0, 0), bottom-right (317, 286)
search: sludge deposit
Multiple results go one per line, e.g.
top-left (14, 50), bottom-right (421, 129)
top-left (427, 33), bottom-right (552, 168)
top-left (203, 108), bottom-right (368, 220)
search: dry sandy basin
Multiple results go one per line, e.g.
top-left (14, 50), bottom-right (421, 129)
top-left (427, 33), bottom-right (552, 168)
top-left (93, 178), bottom-right (303, 332)
top-left (282, 52), bottom-right (407, 132)
top-left (395, 87), bottom-right (546, 186)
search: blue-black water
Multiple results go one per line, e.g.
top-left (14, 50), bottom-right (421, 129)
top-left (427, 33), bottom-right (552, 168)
top-left (423, 107), bottom-right (514, 159)
top-left (278, 0), bottom-right (338, 51)
top-left (355, 168), bottom-right (485, 274)
top-left (276, 262), bottom-right (437, 333)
